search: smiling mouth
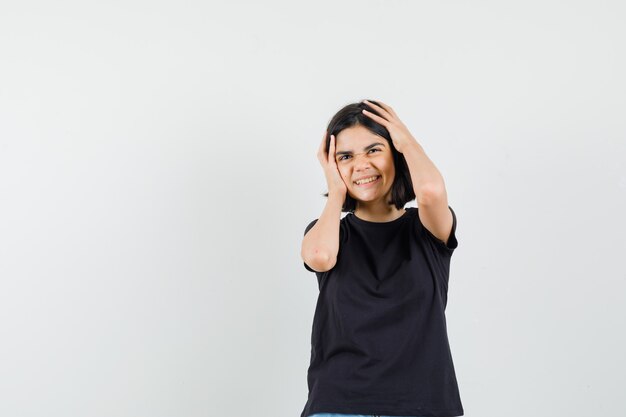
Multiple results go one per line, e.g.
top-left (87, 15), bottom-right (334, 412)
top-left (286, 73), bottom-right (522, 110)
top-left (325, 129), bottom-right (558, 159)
top-left (354, 175), bottom-right (381, 186)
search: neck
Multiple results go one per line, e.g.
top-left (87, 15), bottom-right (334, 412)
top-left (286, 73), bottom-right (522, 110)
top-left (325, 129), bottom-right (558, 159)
top-left (354, 202), bottom-right (405, 222)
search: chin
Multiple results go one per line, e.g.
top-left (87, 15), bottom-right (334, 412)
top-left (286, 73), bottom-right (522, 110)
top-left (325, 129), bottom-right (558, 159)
top-left (349, 194), bottom-right (378, 202)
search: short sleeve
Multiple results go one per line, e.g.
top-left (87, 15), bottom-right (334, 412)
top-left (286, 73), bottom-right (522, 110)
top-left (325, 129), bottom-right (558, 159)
top-left (303, 219), bottom-right (319, 272)
top-left (416, 205), bottom-right (458, 255)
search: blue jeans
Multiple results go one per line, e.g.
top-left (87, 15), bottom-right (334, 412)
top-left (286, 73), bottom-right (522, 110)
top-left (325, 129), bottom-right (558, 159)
top-left (310, 414), bottom-right (424, 417)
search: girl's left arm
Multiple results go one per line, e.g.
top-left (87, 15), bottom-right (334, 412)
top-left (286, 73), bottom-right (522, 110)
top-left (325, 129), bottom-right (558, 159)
top-left (361, 99), bottom-right (453, 245)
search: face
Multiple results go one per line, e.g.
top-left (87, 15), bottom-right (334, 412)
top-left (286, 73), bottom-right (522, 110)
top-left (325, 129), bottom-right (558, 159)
top-left (334, 125), bottom-right (396, 205)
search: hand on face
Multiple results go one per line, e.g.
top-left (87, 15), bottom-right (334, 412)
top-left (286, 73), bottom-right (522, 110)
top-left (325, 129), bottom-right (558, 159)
top-left (317, 130), bottom-right (347, 201)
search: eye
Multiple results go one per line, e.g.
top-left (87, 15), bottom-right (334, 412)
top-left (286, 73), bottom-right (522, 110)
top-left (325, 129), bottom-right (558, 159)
top-left (337, 148), bottom-right (380, 161)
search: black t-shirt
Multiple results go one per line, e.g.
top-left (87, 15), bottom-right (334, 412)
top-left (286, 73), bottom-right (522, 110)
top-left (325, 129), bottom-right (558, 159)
top-left (300, 206), bottom-right (464, 417)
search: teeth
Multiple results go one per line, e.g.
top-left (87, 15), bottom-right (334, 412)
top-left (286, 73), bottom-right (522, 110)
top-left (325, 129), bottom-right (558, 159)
top-left (355, 175), bottom-right (380, 185)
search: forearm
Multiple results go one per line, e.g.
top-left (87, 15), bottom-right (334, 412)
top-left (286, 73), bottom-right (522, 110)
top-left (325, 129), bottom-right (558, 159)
top-left (301, 192), bottom-right (343, 264)
top-left (402, 141), bottom-right (446, 204)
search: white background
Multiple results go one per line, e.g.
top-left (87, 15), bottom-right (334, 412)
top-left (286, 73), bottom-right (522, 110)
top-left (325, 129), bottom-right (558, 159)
top-left (1, 1), bottom-right (625, 416)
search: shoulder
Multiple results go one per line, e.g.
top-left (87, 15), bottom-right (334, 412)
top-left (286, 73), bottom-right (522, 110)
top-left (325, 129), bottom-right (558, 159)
top-left (412, 206), bottom-right (458, 254)
top-left (303, 217), bottom-right (348, 241)
top-left (304, 218), bottom-right (318, 235)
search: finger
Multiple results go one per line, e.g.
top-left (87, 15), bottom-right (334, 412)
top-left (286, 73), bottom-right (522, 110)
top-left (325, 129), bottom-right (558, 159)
top-left (363, 99), bottom-right (394, 120)
top-left (332, 136), bottom-right (342, 168)
top-left (362, 107), bottom-right (390, 127)
top-left (364, 99), bottom-right (397, 118)
top-left (379, 102), bottom-right (398, 118)
top-left (330, 135), bottom-right (342, 168)
top-left (328, 134), bottom-right (336, 164)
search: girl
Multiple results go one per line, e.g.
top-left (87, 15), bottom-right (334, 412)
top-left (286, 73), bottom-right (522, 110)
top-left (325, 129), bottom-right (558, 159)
top-left (300, 100), bottom-right (464, 417)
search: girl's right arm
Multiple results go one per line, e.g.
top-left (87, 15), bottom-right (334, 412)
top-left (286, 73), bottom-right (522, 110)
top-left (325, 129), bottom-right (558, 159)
top-left (301, 131), bottom-right (347, 272)
top-left (301, 192), bottom-right (343, 272)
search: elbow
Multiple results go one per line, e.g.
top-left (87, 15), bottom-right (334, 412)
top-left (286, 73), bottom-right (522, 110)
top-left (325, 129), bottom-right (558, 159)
top-left (417, 182), bottom-right (446, 206)
top-left (301, 249), bottom-right (337, 272)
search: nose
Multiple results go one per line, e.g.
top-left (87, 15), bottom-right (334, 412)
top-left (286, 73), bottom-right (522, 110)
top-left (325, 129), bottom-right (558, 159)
top-left (352, 151), bottom-right (373, 170)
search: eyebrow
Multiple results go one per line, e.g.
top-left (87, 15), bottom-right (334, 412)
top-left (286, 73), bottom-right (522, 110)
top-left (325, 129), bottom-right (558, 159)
top-left (335, 142), bottom-right (386, 156)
